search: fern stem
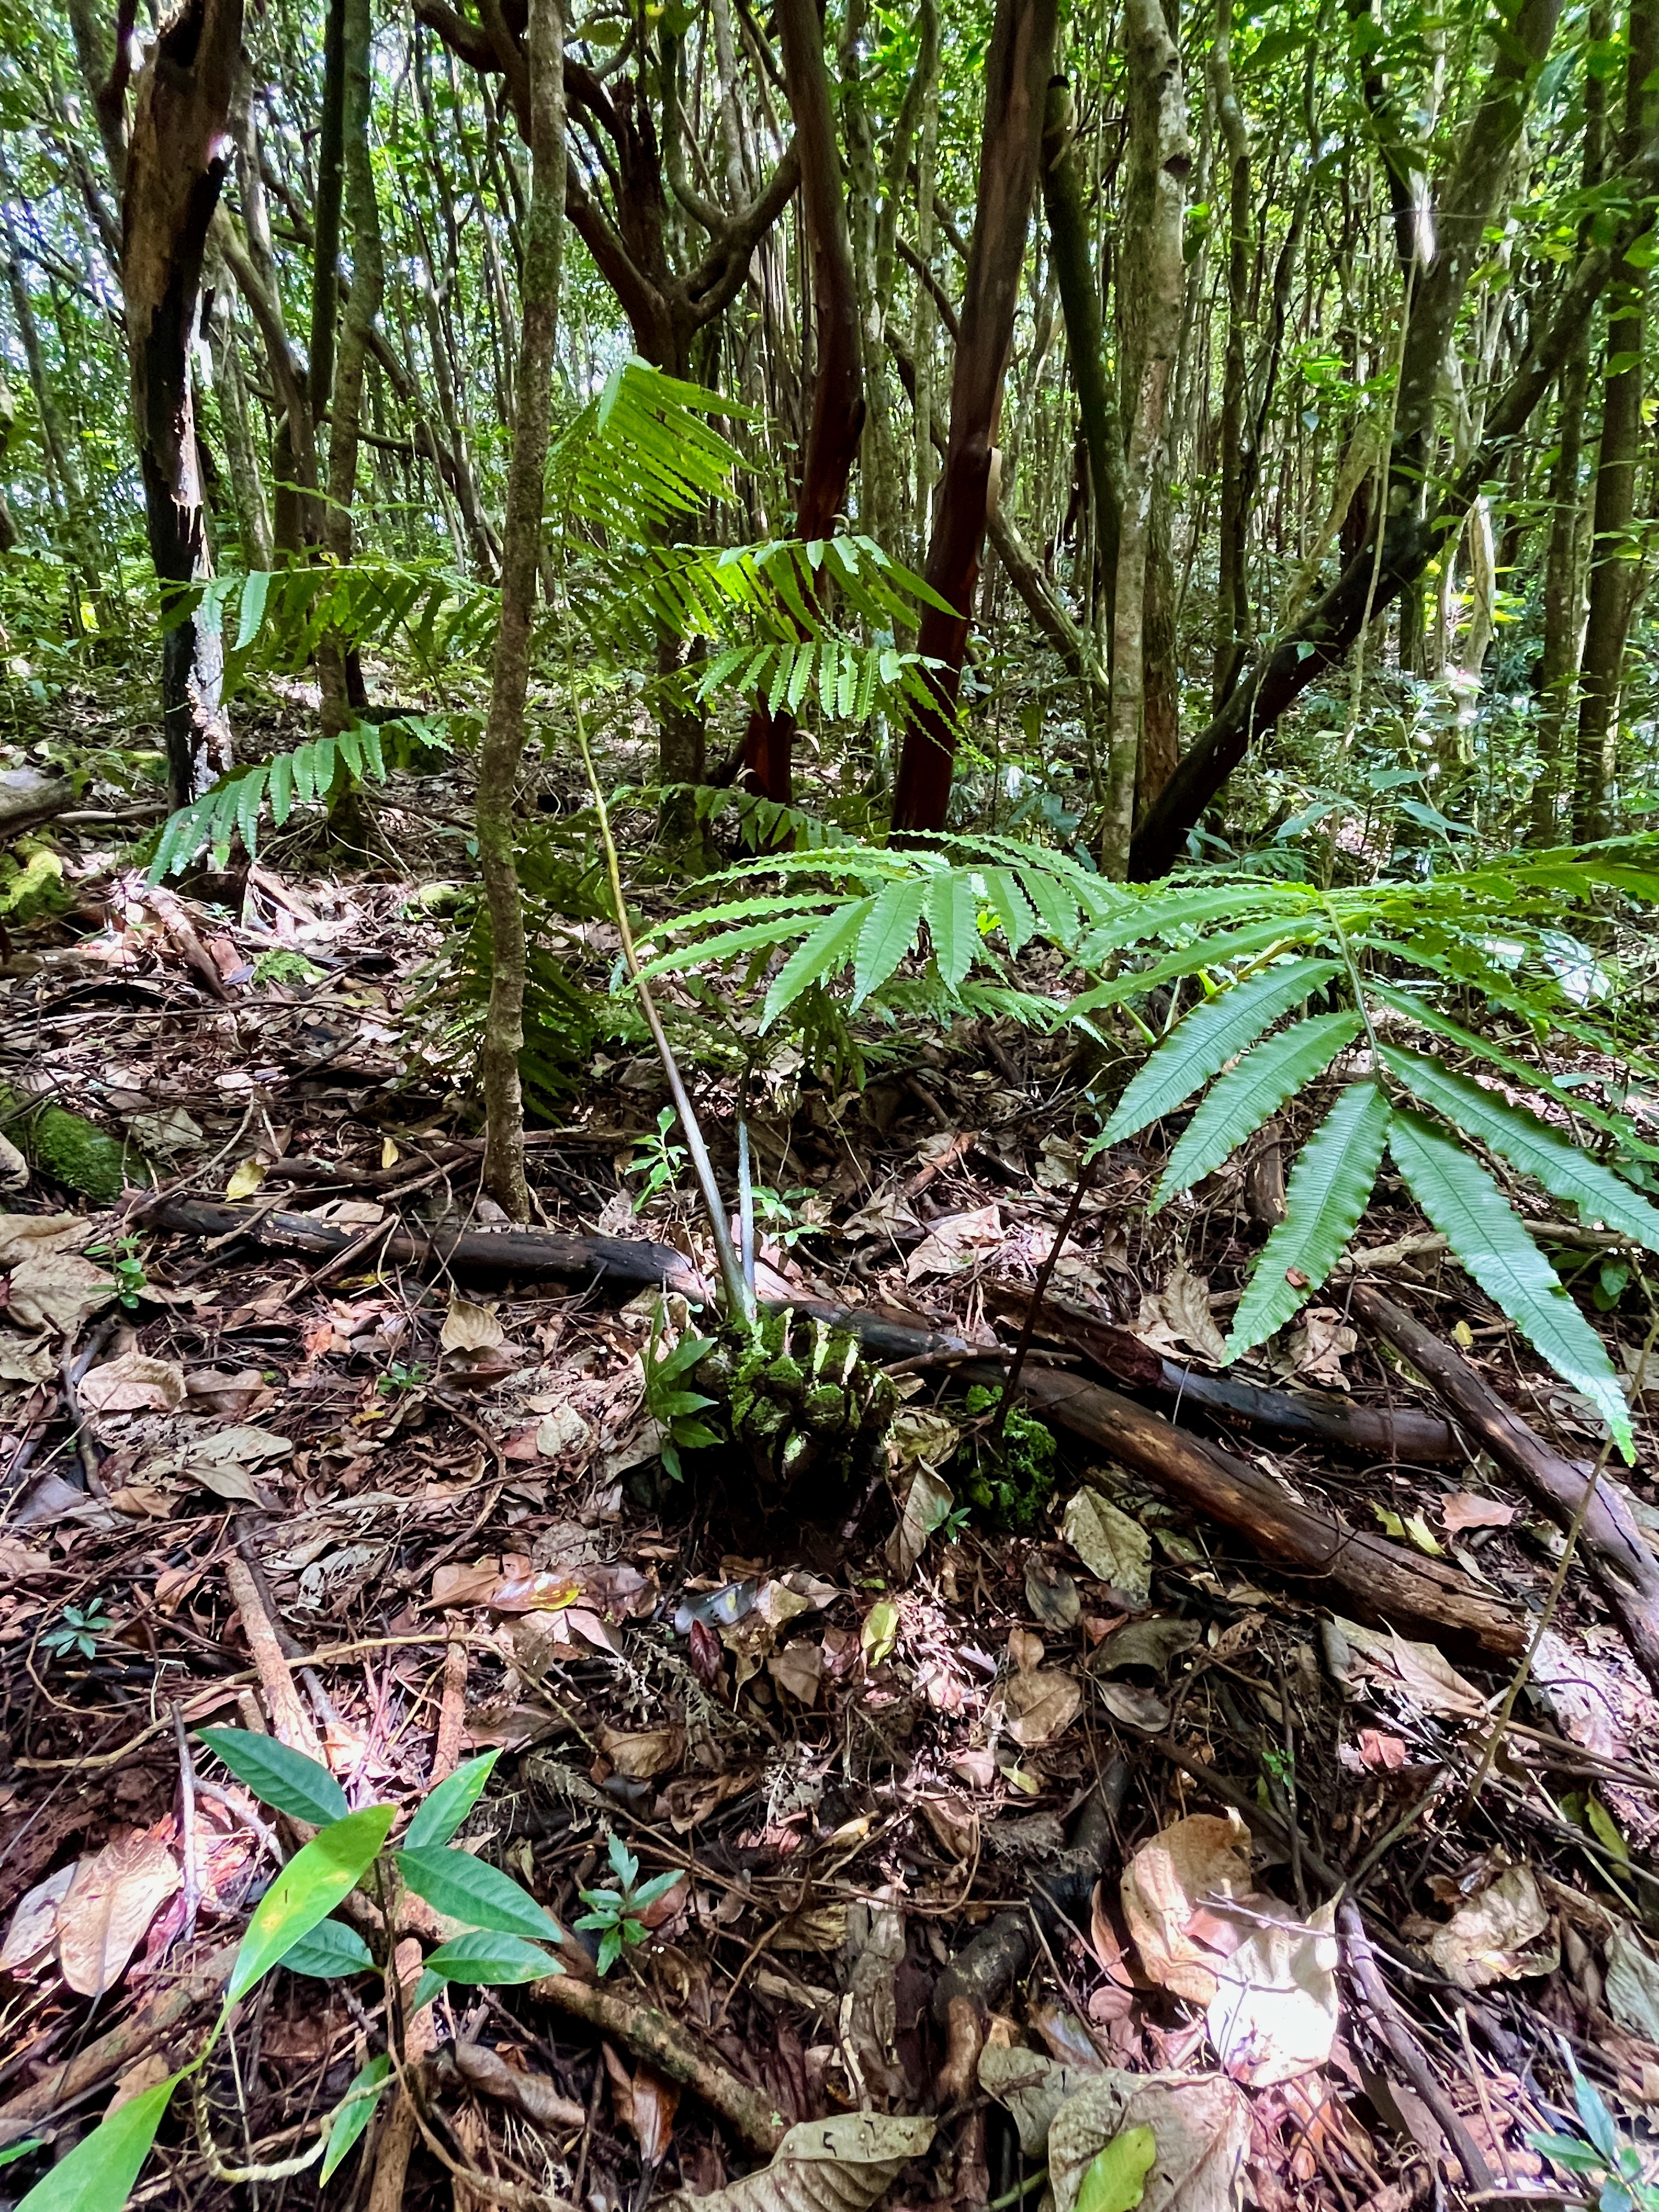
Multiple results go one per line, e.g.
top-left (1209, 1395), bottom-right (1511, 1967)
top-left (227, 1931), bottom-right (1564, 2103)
top-left (989, 1154), bottom-right (1096, 1446)
top-left (572, 713), bottom-right (755, 1328)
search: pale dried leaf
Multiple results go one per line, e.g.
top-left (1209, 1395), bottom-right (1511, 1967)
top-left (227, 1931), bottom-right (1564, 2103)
top-left (442, 1297), bottom-right (506, 1353)
top-left (889, 1467), bottom-right (955, 1578)
top-left (0, 1213), bottom-right (84, 1265)
top-left (225, 1157), bottom-right (266, 1201)
top-left (0, 1337), bottom-right (54, 1384)
top-left (906, 1204), bottom-right (1003, 1283)
top-left (1121, 1812), bottom-right (1254, 2005)
top-left (768, 1640), bottom-right (823, 1707)
top-left (1206, 1899), bottom-right (1339, 2086)
top-left (1606, 1926), bottom-right (1659, 2044)
top-left (1005, 1668), bottom-right (1083, 1749)
top-left (1286, 1308), bottom-right (1356, 1390)
top-left (1094, 1617), bottom-right (1200, 1678)
top-left (0, 1861), bottom-right (76, 1974)
top-left (660, 2113), bottom-right (935, 2212)
top-left (1096, 1680), bottom-right (1170, 1732)
top-left (1441, 1492), bottom-right (1516, 1534)
top-left (80, 1352), bottom-right (187, 1415)
top-left (1049, 2070), bottom-right (1252, 2212)
top-left (7, 1252), bottom-right (116, 1335)
top-left (979, 2046), bottom-right (1094, 2155)
top-left (598, 1725), bottom-right (685, 1780)
top-left (535, 1404), bottom-right (594, 1460)
top-left (1429, 1865), bottom-right (1557, 1990)
top-left (1160, 1267), bottom-right (1227, 1366)
top-left (1064, 1491), bottom-right (1152, 1606)
top-left (58, 1831), bottom-right (181, 1997)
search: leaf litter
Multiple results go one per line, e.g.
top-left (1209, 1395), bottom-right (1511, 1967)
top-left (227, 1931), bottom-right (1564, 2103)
top-left (1, 851), bottom-right (1657, 2212)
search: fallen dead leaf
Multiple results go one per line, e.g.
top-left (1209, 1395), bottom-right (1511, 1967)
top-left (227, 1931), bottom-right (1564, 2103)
top-left (658, 2112), bottom-right (935, 2212)
top-left (441, 1296), bottom-right (505, 1353)
top-left (1096, 1680), bottom-right (1170, 1732)
top-left (0, 1861), bottom-right (76, 1975)
top-left (604, 2047), bottom-right (679, 2164)
top-left (598, 1725), bottom-right (685, 1780)
top-left (768, 1639), bottom-right (823, 1707)
top-left (80, 1352), bottom-right (187, 1415)
top-left (0, 1214), bottom-right (86, 1265)
top-left (1004, 1667), bottom-right (1083, 1748)
top-left (1160, 1266), bottom-right (1228, 1366)
top-left (1064, 1489), bottom-right (1152, 1606)
top-left (0, 1336), bottom-right (54, 1384)
top-left (1048, 2068), bottom-right (1252, 2212)
top-left (1121, 1811), bottom-right (1255, 2005)
top-left (1285, 1308), bottom-right (1356, 1390)
top-left (58, 1830), bottom-right (181, 1997)
top-left (906, 1204), bottom-right (1003, 1283)
top-left (1356, 1729), bottom-right (1408, 1770)
top-left (1206, 1898), bottom-right (1339, 2086)
top-left (1441, 1491), bottom-right (1517, 1534)
top-left (1429, 1864), bottom-right (1558, 1989)
top-left (7, 1252), bottom-right (116, 1335)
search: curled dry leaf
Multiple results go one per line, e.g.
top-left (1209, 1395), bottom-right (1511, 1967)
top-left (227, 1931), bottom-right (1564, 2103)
top-left (441, 1296), bottom-right (506, 1353)
top-left (1441, 1491), bottom-right (1516, 1534)
top-left (1429, 1864), bottom-right (1558, 1990)
top-left (659, 2112), bottom-right (936, 2212)
top-left (0, 1213), bottom-right (86, 1265)
top-left (1335, 1621), bottom-right (1484, 1718)
top-left (1064, 1490), bottom-right (1153, 1607)
top-left (58, 1830), bottom-right (182, 1997)
top-left (889, 1466), bottom-right (955, 1578)
top-left (1094, 1617), bottom-right (1200, 1679)
top-left (906, 1204), bottom-right (1003, 1283)
top-left (1205, 1898), bottom-right (1339, 2086)
top-left (1096, 1680), bottom-right (1171, 1733)
top-left (603, 2046), bottom-right (681, 2164)
top-left (597, 1725), bottom-right (686, 1780)
top-left (0, 1861), bottom-right (76, 1975)
top-left (0, 1337), bottom-right (54, 1384)
top-left (1049, 2070), bottom-right (1252, 2212)
top-left (979, 2045), bottom-right (1096, 2155)
top-left (1005, 1667), bottom-right (1084, 1749)
top-left (1121, 1812), bottom-right (1255, 2005)
top-left (7, 1251), bottom-right (116, 1335)
top-left (768, 1639), bottom-right (823, 1707)
top-left (1159, 1267), bottom-right (1228, 1367)
top-left (1605, 1925), bottom-right (1659, 2044)
top-left (79, 1352), bottom-right (187, 1415)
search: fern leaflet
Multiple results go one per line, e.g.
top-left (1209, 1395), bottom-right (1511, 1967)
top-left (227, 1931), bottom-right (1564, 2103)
top-left (1153, 1013), bottom-right (1363, 1212)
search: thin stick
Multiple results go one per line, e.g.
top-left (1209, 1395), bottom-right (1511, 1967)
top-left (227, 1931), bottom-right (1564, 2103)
top-left (737, 1116), bottom-right (756, 1296)
top-left (173, 1702), bottom-right (200, 1950)
top-left (572, 713), bottom-right (753, 1325)
top-left (989, 1157), bottom-right (1094, 1445)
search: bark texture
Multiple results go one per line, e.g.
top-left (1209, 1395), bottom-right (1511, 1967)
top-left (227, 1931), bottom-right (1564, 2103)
top-left (122, 0), bottom-right (244, 808)
top-left (478, 0), bottom-right (567, 1218)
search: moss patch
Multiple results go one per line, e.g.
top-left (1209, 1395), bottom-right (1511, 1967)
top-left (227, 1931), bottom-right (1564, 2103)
top-left (0, 1087), bottom-right (148, 1203)
top-left (953, 1385), bottom-right (1059, 1532)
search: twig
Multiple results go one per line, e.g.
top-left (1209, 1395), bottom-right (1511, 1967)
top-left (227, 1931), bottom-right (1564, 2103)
top-left (173, 1702), bottom-right (200, 1951)
top-left (989, 1155), bottom-right (1094, 1446)
top-left (1336, 1900), bottom-right (1494, 2192)
top-left (224, 1554), bottom-right (324, 1761)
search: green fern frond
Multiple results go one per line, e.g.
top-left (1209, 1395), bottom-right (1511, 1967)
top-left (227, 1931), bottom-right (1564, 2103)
top-left (1152, 1012), bottom-right (1363, 1211)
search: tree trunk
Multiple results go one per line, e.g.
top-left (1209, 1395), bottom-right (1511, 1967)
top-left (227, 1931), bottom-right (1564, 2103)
top-left (122, 0), bottom-right (242, 810)
top-left (1211, 0), bottom-right (1250, 709)
top-left (0, 378), bottom-right (15, 553)
top-left (738, 0), bottom-right (866, 805)
top-left (210, 286), bottom-right (274, 571)
top-left (1099, 0), bottom-right (1188, 877)
top-left (890, 0), bottom-right (1059, 833)
top-left (479, 0), bottom-right (567, 1220)
top-left (1529, 348), bottom-right (1590, 841)
top-left (1573, 0), bottom-right (1656, 840)
top-left (309, 0), bottom-right (348, 422)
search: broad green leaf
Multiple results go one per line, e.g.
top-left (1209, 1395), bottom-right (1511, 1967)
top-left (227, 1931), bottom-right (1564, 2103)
top-left (1102, 960), bottom-right (1341, 1144)
top-left (853, 878), bottom-right (930, 1006)
top-left (1076, 2126), bottom-right (1159, 2212)
top-left (0, 2143), bottom-right (43, 2170)
top-left (281, 1917), bottom-right (376, 1979)
top-left (1379, 1046), bottom-right (1659, 1253)
top-left (422, 1929), bottom-right (562, 1984)
top-left (198, 1728), bottom-right (350, 1826)
top-left (396, 1846), bottom-right (563, 1944)
top-left (405, 1751), bottom-right (499, 1850)
top-left (234, 568), bottom-right (272, 652)
top-left (1227, 1082), bottom-right (1392, 1358)
top-left (1388, 1109), bottom-right (1633, 1459)
top-left (320, 2055), bottom-right (391, 2186)
top-left (230, 1805), bottom-right (395, 2002)
top-left (1153, 1013), bottom-right (1363, 1209)
top-left (15, 2073), bottom-right (179, 2212)
top-left (928, 871), bottom-right (980, 993)
top-left (1018, 864), bottom-right (1082, 947)
top-left (1077, 883), bottom-right (1297, 961)
top-left (267, 750), bottom-right (296, 826)
top-left (761, 896), bottom-right (872, 1028)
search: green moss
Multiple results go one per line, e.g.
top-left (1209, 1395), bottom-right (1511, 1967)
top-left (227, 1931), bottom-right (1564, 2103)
top-left (954, 1385), bottom-right (1059, 1532)
top-left (0, 1087), bottom-right (148, 1203)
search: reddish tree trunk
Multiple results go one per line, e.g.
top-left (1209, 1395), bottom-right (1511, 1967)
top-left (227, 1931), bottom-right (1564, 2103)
top-left (740, 0), bottom-right (865, 805)
top-left (123, 0), bottom-right (243, 809)
top-left (889, 0), bottom-right (1058, 834)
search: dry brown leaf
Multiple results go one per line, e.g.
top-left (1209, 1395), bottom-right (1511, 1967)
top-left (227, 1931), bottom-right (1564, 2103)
top-left (1063, 1490), bottom-right (1152, 1606)
top-left (905, 1204), bottom-right (1003, 1283)
top-left (1008, 1626), bottom-right (1044, 1674)
top-left (659, 2113), bottom-right (935, 2212)
top-left (0, 1861), bottom-right (76, 1974)
top-left (1356, 1729), bottom-right (1407, 1770)
top-left (1121, 1811), bottom-right (1255, 2004)
top-left (0, 1213), bottom-right (85, 1266)
top-left (80, 1352), bottom-right (187, 1415)
top-left (1004, 1667), bottom-right (1083, 1749)
top-left (0, 1337), bottom-right (54, 1384)
top-left (441, 1296), bottom-right (506, 1353)
top-left (1049, 2069), bottom-right (1252, 2212)
top-left (1096, 1680), bottom-right (1171, 1732)
top-left (1160, 1266), bottom-right (1228, 1365)
top-left (0, 1535), bottom-right (49, 1578)
top-left (1441, 1491), bottom-right (1516, 1534)
top-left (889, 1466), bottom-right (954, 1578)
top-left (598, 1725), bottom-right (685, 1780)
top-left (58, 1830), bottom-right (181, 1997)
top-left (7, 1252), bottom-right (116, 1335)
top-left (843, 1898), bottom-right (907, 2105)
top-left (1429, 1864), bottom-right (1557, 1989)
top-left (1286, 1308), bottom-right (1357, 1390)
top-left (768, 1640), bottom-right (823, 1707)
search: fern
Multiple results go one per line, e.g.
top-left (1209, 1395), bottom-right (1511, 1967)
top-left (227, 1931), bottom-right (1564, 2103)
top-left (148, 721), bottom-right (403, 878)
top-left (1152, 1012), bottom-right (1363, 1211)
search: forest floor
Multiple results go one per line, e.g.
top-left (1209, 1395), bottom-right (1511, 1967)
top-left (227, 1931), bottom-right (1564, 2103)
top-left (3, 793), bottom-right (1659, 2212)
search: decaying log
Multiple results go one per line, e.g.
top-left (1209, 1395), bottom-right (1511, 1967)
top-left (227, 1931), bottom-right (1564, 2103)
top-left (0, 768), bottom-right (75, 844)
top-left (997, 1289), bottom-right (1460, 1463)
top-left (1350, 1282), bottom-right (1659, 1698)
top-left (971, 1363), bottom-right (1525, 1658)
top-left (146, 1197), bottom-right (708, 1302)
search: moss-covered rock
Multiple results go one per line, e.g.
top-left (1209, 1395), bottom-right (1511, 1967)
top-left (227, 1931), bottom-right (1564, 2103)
top-left (0, 1087), bottom-right (149, 1203)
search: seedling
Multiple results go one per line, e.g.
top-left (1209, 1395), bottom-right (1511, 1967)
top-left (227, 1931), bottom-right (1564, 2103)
top-left (377, 1361), bottom-right (429, 1396)
top-left (574, 1833), bottom-right (681, 1975)
top-left (40, 1599), bottom-right (112, 1661)
top-left (87, 1231), bottom-right (148, 1308)
top-left (642, 1307), bottom-right (722, 1479)
top-left (627, 1106), bottom-right (689, 1212)
top-left (1531, 2055), bottom-right (1659, 2212)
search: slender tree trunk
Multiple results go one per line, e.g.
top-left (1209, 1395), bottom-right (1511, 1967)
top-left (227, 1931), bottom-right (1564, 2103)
top-left (1100, 0), bottom-right (1188, 876)
top-left (479, 0), bottom-right (566, 1219)
top-left (738, 0), bottom-right (866, 804)
top-left (211, 290), bottom-right (274, 571)
top-left (1211, 0), bottom-right (1250, 709)
top-left (320, 0), bottom-right (385, 745)
top-left (122, 0), bottom-right (242, 809)
top-left (1, 212), bottom-right (105, 608)
top-left (890, 0), bottom-right (1059, 832)
top-left (0, 377), bottom-right (18, 554)
top-left (310, 0), bottom-right (348, 422)
top-left (1573, 0), bottom-right (1656, 840)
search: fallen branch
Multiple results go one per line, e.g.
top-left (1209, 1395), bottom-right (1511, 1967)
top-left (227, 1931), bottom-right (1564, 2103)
top-left (0, 1942), bottom-right (238, 2146)
top-left (1349, 1283), bottom-right (1659, 1699)
top-left (531, 1973), bottom-right (784, 2155)
top-left (972, 1363), bottom-right (1525, 1657)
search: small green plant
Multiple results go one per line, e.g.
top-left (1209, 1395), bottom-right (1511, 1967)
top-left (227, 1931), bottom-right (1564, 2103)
top-left (574, 1833), bottom-right (681, 1975)
top-left (10, 1733), bottom-right (561, 2210)
top-left (1531, 2056), bottom-right (1659, 2212)
top-left (643, 1309), bottom-right (723, 1479)
top-left (627, 1106), bottom-right (689, 1212)
top-left (251, 949), bottom-right (325, 989)
top-left (953, 1386), bottom-right (1059, 1532)
top-left (101, 1232), bottom-right (148, 1309)
top-left (750, 1182), bottom-right (824, 1249)
top-left (377, 1361), bottom-right (429, 1396)
top-left (40, 1599), bottom-right (112, 1661)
